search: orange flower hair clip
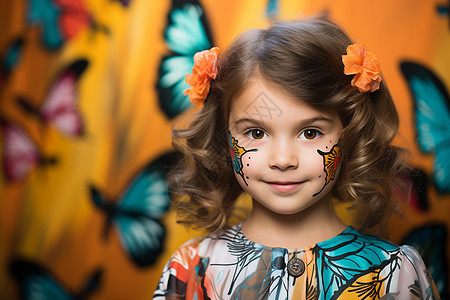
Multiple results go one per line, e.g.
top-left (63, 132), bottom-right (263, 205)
top-left (184, 47), bottom-right (221, 106)
top-left (342, 44), bottom-right (382, 93)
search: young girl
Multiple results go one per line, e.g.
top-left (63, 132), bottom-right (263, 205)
top-left (153, 18), bottom-right (440, 299)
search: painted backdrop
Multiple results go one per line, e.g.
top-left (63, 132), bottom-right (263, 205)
top-left (1, 0), bottom-right (449, 299)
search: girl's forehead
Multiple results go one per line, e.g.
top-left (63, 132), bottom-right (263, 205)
top-left (228, 77), bottom-right (341, 127)
top-left (229, 77), bottom-right (308, 115)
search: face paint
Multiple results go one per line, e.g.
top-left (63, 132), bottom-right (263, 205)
top-left (313, 142), bottom-right (342, 197)
top-left (229, 131), bottom-right (258, 186)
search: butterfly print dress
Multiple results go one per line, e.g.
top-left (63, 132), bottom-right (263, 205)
top-left (153, 225), bottom-right (440, 299)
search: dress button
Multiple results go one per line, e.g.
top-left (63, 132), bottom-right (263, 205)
top-left (287, 257), bottom-right (305, 277)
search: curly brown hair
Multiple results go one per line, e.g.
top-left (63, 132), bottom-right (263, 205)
top-left (169, 17), bottom-right (408, 234)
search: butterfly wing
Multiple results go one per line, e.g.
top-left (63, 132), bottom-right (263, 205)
top-left (54, 0), bottom-right (91, 39)
top-left (113, 153), bottom-right (178, 267)
top-left (114, 214), bottom-right (166, 267)
top-left (322, 145), bottom-right (341, 184)
top-left (230, 138), bottom-right (244, 174)
top-left (27, 0), bottom-right (65, 49)
top-left (41, 59), bottom-right (88, 137)
top-left (266, 0), bottom-right (279, 18)
top-left (1, 122), bottom-right (39, 181)
top-left (156, 0), bottom-right (214, 119)
top-left (400, 62), bottom-right (450, 192)
top-left (9, 259), bottom-right (73, 300)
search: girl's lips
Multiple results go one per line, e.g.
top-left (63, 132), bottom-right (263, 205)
top-left (266, 181), bottom-right (304, 193)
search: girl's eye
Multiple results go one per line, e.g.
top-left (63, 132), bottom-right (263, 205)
top-left (248, 129), bottom-right (266, 140)
top-left (300, 129), bottom-right (321, 140)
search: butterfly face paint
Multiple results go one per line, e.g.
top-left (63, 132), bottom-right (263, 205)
top-left (313, 142), bottom-right (342, 197)
top-left (229, 132), bottom-right (258, 186)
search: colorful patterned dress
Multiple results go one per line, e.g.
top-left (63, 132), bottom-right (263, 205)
top-left (153, 225), bottom-right (440, 299)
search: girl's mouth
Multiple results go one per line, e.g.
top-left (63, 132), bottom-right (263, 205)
top-left (265, 181), bottom-right (304, 193)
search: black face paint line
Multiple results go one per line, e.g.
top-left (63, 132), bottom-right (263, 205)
top-left (313, 142), bottom-right (342, 197)
top-left (229, 132), bottom-right (258, 186)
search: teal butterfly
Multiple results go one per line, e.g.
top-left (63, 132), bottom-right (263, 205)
top-left (400, 62), bottom-right (450, 193)
top-left (91, 153), bottom-right (177, 267)
top-left (266, 0), bottom-right (279, 18)
top-left (10, 259), bottom-right (102, 300)
top-left (156, 0), bottom-right (214, 119)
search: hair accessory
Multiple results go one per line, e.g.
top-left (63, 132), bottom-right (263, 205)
top-left (342, 44), bottom-right (381, 93)
top-left (184, 47), bottom-right (221, 106)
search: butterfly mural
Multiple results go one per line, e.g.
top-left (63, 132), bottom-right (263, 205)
top-left (401, 224), bottom-right (448, 298)
top-left (26, 0), bottom-right (111, 50)
top-left (437, 1), bottom-right (449, 29)
top-left (91, 153), bottom-right (178, 268)
top-left (0, 38), bottom-right (24, 87)
top-left (27, 0), bottom-right (91, 49)
top-left (156, 0), bottom-right (214, 119)
top-left (10, 259), bottom-right (102, 300)
top-left (229, 133), bottom-right (258, 186)
top-left (314, 143), bottom-right (342, 197)
top-left (1, 121), bottom-right (58, 181)
top-left (16, 59), bottom-right (88, 138)
top-left (400, 61), bottom-right (450, 193)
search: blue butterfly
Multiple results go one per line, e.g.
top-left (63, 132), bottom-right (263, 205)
top-left (266, 0), bottom-right (279, 18)
top-left (27, 0), bottom-right (63, 49)
top-left (401, 224), bottom-right (448, 299)
top-left (156, 0), bottom-right (214, 119)
top-left (400, 62), bottom-right (450, 193)
top-left (10, 259), bottom-right (102, 299)
top-left (91, 153), bottom-right (177, 268)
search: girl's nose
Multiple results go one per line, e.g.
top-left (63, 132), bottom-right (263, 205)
top-left (268, 139), bottom-right (299, 170)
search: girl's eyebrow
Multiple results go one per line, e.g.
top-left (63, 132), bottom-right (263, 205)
top-left (231, 116), bottom-right (334, 127)
top-left (232, 118), bottom-right (264, 127)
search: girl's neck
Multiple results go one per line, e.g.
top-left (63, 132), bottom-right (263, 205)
top-left (241, 196), bottom-right (346, 249)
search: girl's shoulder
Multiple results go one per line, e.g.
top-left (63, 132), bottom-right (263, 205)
top-left (396, 245), bottom-right (441, 298)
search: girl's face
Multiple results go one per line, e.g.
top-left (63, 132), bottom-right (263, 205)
top-left (228, 77), bottom-right (343, 217)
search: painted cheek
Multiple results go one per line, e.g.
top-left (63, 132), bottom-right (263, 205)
top-left (313, 142), bottom-right (342, 197)
top-left (228, 133), bottom-right (258, 186)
